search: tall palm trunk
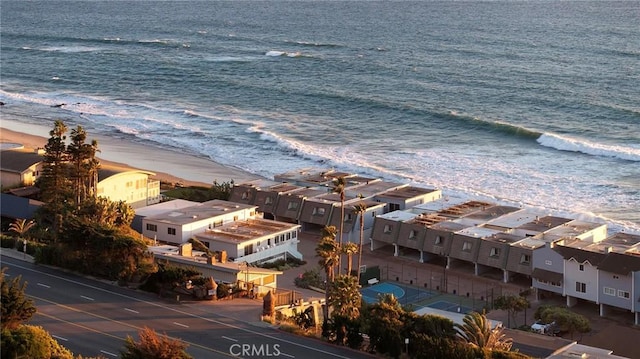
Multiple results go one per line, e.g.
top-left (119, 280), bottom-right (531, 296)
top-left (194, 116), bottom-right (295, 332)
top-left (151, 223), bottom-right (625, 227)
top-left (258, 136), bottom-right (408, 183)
top-left (357, 210), bottom-right (364, 283)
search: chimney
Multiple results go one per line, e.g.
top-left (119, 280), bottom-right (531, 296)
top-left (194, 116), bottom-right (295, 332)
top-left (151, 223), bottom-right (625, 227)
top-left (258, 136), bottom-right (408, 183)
top-left (179, 243), bottom-right (192, 257)
top-left (208, 256), bottom-right (217, 265)
top-left (220, 250), bottom-right (227, 263)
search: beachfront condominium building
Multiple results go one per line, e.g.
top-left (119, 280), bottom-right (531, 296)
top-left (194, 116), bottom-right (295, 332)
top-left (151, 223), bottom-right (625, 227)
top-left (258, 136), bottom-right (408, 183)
top-left (552, 233), bottom-right (640, 325)
top-left (139, 199), bottom-right (301, 265)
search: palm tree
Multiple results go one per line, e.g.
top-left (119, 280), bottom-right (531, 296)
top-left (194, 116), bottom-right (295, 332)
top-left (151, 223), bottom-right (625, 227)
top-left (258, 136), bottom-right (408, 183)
top-left (342, 242), bottom-right (358, 276)
top-left (9, 218), bottom-right (36, 240)
top-left (68, 126), bottom-right (100, 206)
top-left (329, 274), bottom-right (362, 319)
top-left (332, 176), bottom-right (347, 273)
top-left (316, 226), bottom-right (340, 321)
top-left (352, 203), bottom-right (367, 283)
top-left (455, 311), bottom-right (512, 351)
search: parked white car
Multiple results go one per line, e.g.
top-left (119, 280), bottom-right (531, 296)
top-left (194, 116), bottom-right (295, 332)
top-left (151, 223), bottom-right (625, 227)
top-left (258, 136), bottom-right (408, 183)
top-left (531, 320), bottom-right (555, 335)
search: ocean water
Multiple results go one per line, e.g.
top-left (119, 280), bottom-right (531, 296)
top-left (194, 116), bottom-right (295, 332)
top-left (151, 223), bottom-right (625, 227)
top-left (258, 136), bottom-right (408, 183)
top-left (1, 1), bottom-right (639, 233)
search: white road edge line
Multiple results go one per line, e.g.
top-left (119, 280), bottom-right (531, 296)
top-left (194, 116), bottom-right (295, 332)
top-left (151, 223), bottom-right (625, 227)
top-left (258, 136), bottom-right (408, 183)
top-left (52, 335), bottom-right (67, 341)
top-left (173, 321), bottom-right (189, 328)
top-left (222, 336), bottom-right (238, 342)
top-left (124, 308), bottom-right (139, 314)
top-left (100, 350), bottom-right (118, 357)
top-left (37, 283), bottom-right (51, 288)
top-left (281, 353), bottom-right (295, 358)
top-left (80, 295), bottom-right (94, 301)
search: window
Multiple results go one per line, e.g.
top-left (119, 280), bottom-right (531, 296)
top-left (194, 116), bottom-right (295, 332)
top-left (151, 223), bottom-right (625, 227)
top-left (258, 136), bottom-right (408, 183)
top-left (462, 241), bottom-right (472, 252)
top-left (345, 213), bottom-right (353, 222)
top-left (268, 238), bottom-right (271, 246)
top-left (265, 196), bottom-right (273, 205)
top-left (409, 230), bottom-right (417, 240)
top-left (244, 243), bottom-right (254, 256)
top-left (579, 264), bottom-right (584, 271)
top-left (312, 207), bottom-right (325, 216)
top-left (389, 203), bottom-right (400, 212)
top-left (287, 201), bottom-right (298, 211)
top-left (233, 215), bottom-right (239, 221)
top-left (520, 254), bottom-right (531, 264)
top-left (618, 290), bottom-right (630, 299)
top-left (435, 236), bottom-right (442, 245)
top-left (167, 227), bottom-right (176, 236)
top-left (213, 219), bottom-right (223, 227)
top-left (603, 287), bottom-right (616, 296)
top-left (286, 232), bottom-right (291, 240)
top-left (146, 223), bottom-right (157, 232)
top-left (383, 224), bottom-right (393, 234)
top-left (490, 247), bottom-right (500, 258)
top-left (545, 260), bottom-right (552, 266)
top-left (241, 191), bottom-right (250, 200)
top-left (575, 281), bottom-right (586, 293)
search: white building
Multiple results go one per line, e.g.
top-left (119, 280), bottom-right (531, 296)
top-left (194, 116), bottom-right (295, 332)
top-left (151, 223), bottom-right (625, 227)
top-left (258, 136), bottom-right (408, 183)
top-left (141, 199), bottom-right (257, 244)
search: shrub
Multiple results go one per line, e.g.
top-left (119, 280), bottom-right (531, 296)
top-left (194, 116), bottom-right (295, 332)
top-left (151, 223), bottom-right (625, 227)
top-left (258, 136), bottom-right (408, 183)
top-left (0, 234), bottom-right (16, 249)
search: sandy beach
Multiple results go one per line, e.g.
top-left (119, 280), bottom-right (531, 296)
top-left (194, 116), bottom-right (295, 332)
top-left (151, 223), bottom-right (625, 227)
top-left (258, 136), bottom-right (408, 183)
top-left (0, 125), bottom-right (262, 188)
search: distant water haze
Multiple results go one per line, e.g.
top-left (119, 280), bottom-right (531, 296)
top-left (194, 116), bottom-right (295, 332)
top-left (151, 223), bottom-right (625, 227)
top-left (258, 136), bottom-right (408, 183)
top-left (1, 1), bottom-right (638, 232)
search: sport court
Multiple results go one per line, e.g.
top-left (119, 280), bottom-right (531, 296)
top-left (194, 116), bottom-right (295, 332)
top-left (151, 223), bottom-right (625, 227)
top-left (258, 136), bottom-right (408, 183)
top-left (361, 282), bottom-right (475, 314)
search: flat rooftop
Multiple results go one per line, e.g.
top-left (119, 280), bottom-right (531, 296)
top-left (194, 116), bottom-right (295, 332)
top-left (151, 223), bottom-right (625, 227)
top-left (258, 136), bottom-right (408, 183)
top-left (481, 231), bottom-right (524, 245)
top-left (543, 220), bottom-right (606, 239)
top-left (457, 226), bottom-right (502, 239)
top-left (374, 185), bottom-right (440, 200)
top-left (135, 199), bottom-right (198, 218)
top-left (378, 210), bottom-right (418, 222)
top-left (346, 180), bottom-right (407, 198)
top-left (196, 218), bottom-right (300, 244)
top-left (517, 216), bottom-right (573, 232)
top-left (147, 200), bottom-right (256, 225)
top-left (438, 201), bottom-right (494, 219)
top-left (485, 210), bottom-right (541, 230)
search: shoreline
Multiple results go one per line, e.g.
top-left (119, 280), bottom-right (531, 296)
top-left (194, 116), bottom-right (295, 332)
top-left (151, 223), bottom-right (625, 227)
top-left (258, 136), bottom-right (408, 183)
top-left (0, 126), bottom-right (263, 188)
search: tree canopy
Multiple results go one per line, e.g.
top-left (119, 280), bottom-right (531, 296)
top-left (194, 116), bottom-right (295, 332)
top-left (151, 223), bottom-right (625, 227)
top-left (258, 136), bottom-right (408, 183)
top-left (1, 268), bottom-right (37, 330)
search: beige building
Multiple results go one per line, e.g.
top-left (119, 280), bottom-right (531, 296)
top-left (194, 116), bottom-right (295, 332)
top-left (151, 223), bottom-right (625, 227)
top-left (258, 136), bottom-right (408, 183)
top-left (0, 148), bottom-right (160, 209)
top-left (0, 148), bottom-right (45, 189)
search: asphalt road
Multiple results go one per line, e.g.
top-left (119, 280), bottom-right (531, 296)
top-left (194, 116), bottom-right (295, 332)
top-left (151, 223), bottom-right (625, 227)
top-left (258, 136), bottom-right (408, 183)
top-left (2, 255), bottom-right (374, 359)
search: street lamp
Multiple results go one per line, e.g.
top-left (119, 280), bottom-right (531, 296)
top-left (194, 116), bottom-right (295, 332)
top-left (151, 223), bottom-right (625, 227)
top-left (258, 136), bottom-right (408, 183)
top-left (405, 338), bottom-right (409, 354)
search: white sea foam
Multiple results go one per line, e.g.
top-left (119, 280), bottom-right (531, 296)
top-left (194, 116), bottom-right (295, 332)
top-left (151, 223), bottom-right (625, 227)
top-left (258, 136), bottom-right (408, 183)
top-left (537, 133), bottom-right (640, 162)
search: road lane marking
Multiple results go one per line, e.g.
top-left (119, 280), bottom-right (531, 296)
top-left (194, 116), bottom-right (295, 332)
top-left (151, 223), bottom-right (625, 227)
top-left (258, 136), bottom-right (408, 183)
top-left (100, 350), bottom-right (117, 357)
top-left (173, 321), bottom-right (189, 328)
top-left (80, 295), bottom-right (94, 301)
top-left (281, 353), bottom-right (295, 358)
top-left (124, 308), bottom-right (139, 314)
top-left (52, 335), bottom-right (67, 341)
top-left (222, 336), bottom-right (238, 342)
top-left (37, 283), bottom-right (51, 288)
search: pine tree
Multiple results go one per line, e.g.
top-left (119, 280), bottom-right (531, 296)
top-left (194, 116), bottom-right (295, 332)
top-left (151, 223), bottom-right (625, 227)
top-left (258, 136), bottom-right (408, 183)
top-left (1, 268), bottom-right (37, 330)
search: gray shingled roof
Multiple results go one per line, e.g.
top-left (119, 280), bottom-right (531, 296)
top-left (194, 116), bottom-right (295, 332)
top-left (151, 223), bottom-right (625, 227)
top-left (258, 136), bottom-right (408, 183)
top-left (552, 245), bottom-right (606, 265)
top-left (598, 252), bottom-right (640, 275)
top-left (0, 150), bottom-right (43, 173)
